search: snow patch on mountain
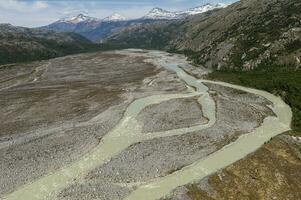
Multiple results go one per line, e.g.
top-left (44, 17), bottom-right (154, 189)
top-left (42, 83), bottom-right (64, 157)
top-left (102, 14), bottom-right (126, 22)
top-left (52, 3), bottom-right (226, 24)
top-left (143, 8), bottom-right (180, 20)
top-left (144, 3), bottom-right (226, 20)
top-left (58, 14), bottom-right (99, 24)
top-left (179, 3), bottom-right (226, 15)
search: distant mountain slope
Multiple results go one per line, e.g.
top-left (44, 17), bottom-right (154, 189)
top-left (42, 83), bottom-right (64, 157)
top-left (102, 20), bottom-right (181, 49)
top-left (105, 0), bottom-right (301, 70)
top-left (103, 14), bottom-right (126, 22)
top-left (78, 19), bottom-right (167, 43)
top-left (42, 13), bottom-right (164, 42)
top-left (41, 14), bottom-right (102, 33)
top-left (142, 8), bottom-right (179, 20)
top-left (0, 24), bottom-right (98, 65)
top-left (143, 3), bottom-right (225, 20)
top-left (41, 3), bottom-right (225, 42)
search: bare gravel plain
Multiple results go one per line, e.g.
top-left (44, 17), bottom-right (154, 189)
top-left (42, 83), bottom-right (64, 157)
top-left (0, 51), bottom-right (186, 196)
top-left (0, 50), bottom-right (280, 200)
top-left (58, 82), bottom-right (273, 200)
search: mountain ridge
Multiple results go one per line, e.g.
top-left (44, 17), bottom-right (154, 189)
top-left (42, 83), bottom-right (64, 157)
top-left (143, 3), bottom-right (226, 20)
top-left (58, 13), bottom-right (99, 24)
top-left (41, 3), bottom-right (226, 42)
top-left (0, 24), bottom-right (99, 65)
top-left (104, 0), bottom-right (301, 70)
top-left (103, 14), bottom-right (127, 22)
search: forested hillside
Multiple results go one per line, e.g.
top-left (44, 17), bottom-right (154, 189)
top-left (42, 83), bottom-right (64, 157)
top-left (0, 24), bottom-right (99, 65)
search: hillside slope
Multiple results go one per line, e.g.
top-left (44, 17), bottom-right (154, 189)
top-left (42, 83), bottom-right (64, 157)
top-left (105, 0), bottom-right (301, 70)
top-left (80, 19), bottom-right (167, 43)
top-left (164, 135), bottom-right (301, 200)
top-left (0, 24), bottom-right (98, 65)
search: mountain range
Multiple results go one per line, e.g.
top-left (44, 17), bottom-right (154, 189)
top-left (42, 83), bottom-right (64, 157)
top-left (42, 3), bottom-right (225, 42)
top-left (105, 0), bottom-right (301, 70)
top-left (143, 3), bottom-right (226, 20)
top-left (1, 0), bottom-right (300, 70)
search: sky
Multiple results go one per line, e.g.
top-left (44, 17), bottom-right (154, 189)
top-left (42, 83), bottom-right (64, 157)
top-left (0, 0), bottom-right (237, 27)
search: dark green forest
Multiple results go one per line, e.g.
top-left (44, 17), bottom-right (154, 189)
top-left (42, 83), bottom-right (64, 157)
top-left (207, 65), bottom-right (301, 136)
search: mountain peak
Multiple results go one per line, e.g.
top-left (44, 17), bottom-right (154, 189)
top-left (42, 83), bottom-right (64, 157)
top-left (150, 7), bottom-right (165, 12)
top-left (180, 3), bottom-right (226, 15)
top-left (102, 13), bottom-right (126, 22)
top-left (59, 13), bottom-right (97, 24)
top-left (143, 3), bottom-right (226, 20)
top-left (144, 7), bottom-right (178, 20)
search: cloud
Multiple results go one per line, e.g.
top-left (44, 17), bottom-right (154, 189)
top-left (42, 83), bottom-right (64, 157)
top-left (0, 0), bottom-right (48, 12)
top-left (33, 1), bottom-right (48, 9)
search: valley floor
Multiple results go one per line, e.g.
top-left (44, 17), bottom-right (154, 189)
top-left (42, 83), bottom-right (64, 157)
top-left (0, 50), bottom-right (298, 200)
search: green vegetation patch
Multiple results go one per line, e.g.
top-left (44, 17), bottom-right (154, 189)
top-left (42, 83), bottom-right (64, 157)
top-left (207, 67), bottom-right (301, 136)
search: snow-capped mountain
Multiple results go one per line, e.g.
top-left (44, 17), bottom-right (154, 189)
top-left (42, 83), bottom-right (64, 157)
top-left (43, 13), bottom-right (127, 33)
top-left (179, 3), bottom-right (226, 15)
top-left (143, 8), bottom-right (180, 20)
top-left (42, 3), bottom-right (227, 41)
top-left (102, 14), bottom-right (126, 22)
top-left (42, 13), bottom-right (101, 32)
top-left (58, 14), bottom-right (99, 24)
top-left (143, 3), bottom-right (226, 20)
top-left (45, 3), bottom-right (226, 29)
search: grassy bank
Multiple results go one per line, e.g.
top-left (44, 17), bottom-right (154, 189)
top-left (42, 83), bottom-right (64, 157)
top-left (207, 67), bottom-right (301, 136)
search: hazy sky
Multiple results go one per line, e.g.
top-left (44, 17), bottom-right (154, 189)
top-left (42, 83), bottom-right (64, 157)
top-left (0, 0), bottom-right (237, 27)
